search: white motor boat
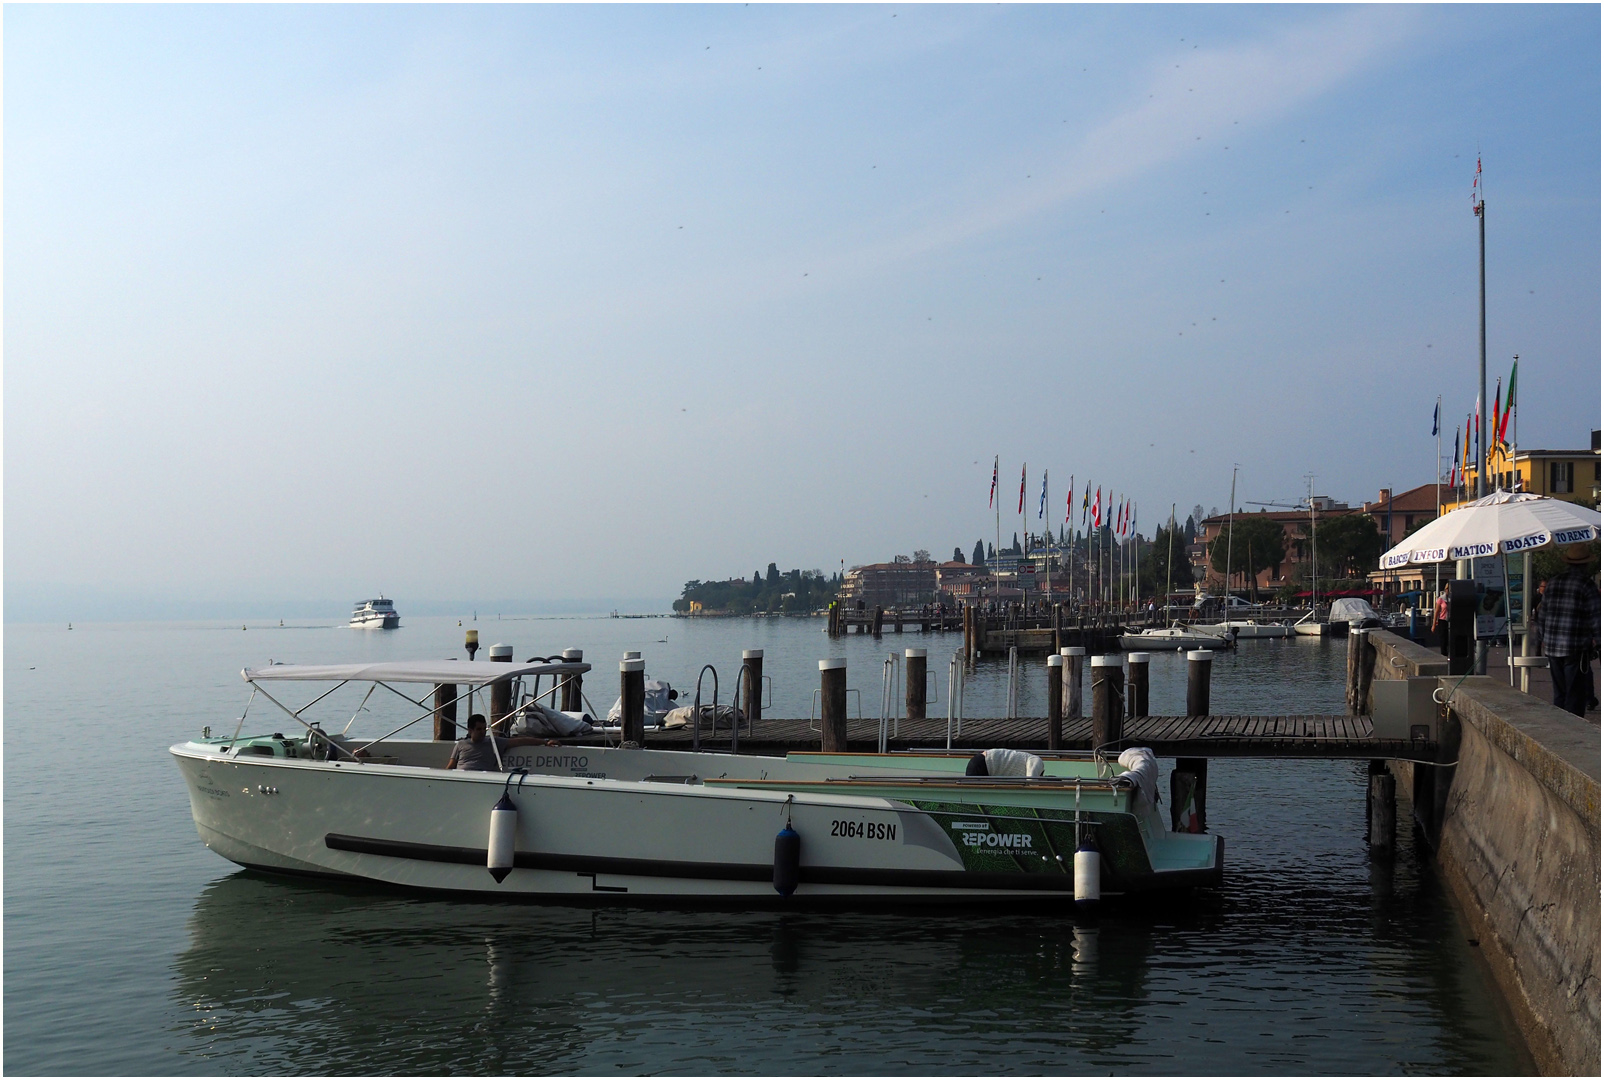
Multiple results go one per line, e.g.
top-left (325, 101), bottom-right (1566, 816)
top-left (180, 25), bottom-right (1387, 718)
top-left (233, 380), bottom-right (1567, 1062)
top-left (349, 598), bottom-right (399, 629)
top-left (1117, 625), bottom-right (1234, 651)
top-left (171, 659), bottom-right (1223, 901)
top-left (1194, 620), bottom-right (1293, 640)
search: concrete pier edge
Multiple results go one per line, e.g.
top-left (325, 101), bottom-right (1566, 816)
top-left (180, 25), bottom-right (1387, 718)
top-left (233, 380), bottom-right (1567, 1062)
top-left (1369, 630), bottom-right (1601, 1076)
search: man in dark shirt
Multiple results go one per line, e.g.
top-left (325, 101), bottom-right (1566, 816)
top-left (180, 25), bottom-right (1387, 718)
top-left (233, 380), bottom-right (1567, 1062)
top-left (1534, 545), bottom-right (1600, 716)
top-left (446, 714), bottom-right (558, 771)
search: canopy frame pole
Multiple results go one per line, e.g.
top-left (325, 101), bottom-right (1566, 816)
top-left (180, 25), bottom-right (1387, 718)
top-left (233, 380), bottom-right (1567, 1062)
top-left (341, 683), bottom-right (379, 735)
top-left (245, 681), bottom-right (363, 761)
top-left (356, 677), bottom-right (559, 757)
top-left (226, 686), bottom-right (259, 750)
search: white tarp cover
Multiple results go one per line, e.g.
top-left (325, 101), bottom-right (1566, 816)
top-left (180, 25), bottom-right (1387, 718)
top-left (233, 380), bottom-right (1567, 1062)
top-left (982, 748), bottom-right (1045, 777)
top-left (1378, 491), bottom-right (1600, 570)
top-left (512, 703), bottom-right (596, 738)
top-left (242, 660), bottom-right (589, 685)
top-left (1116, 747), bottom-right (1159, 805)
top-left (1327, 598), bottom-right (1381, 623)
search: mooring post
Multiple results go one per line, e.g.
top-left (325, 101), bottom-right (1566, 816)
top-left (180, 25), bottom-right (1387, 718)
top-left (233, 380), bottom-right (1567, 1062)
top-left (873, 606), bottom-right (885, 638)
top-left (1356, 629), bottom-right (1375, 715)
top-left (1346, 627), bottom-right (1362, 713)
top-left (488, 643), bottom-right (514, 733)
top-left (1186, 650), bottom-right (1212, 717)
top-left (1053, 602), bottom-right (1063, 653)
top-left (1062, 646), bottom-right (1085, 719)
top-left (1090, 655), bottom-right (1124, 749)
top-left (742, 649), bottom-right (763, 727)
top-left (1125, 652), bottom-right (1150, 719)
top-left (820, 658), bottom-right (847, 751)
top-left (1368, 759), bottom-right (1396, 856)
top-left (905, 647), bottom-right (927, 722)
top-left (560, 647), bottom-right (583, 711)
top-left (1047, 654), bottom-right (1065, 750)
top-left (619, 657), bottom-right (645, 745)
top-left (433, 683), bottom-right (458, 741)
top-left (1175, 757), bottom-right (1209, 832)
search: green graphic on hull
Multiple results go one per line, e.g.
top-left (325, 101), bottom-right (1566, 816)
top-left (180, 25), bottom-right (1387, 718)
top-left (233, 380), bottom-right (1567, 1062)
top-left (909, 802), bottom-right (1153, 882)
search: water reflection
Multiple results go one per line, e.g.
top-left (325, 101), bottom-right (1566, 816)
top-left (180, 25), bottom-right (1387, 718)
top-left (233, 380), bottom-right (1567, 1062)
top-left (174, 873), bottom-right (1166, 1074)
top-left (171, 847), bottom-right (1531, 1075)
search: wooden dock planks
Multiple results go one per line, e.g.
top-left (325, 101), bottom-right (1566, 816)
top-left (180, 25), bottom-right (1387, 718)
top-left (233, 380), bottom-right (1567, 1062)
top-left (637, 714), bottom-right (1425, 759)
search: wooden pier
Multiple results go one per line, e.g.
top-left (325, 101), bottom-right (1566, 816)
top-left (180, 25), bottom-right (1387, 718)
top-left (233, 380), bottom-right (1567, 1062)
top-left (636, 714), bottom-right (1428, 760)
top-left (828, 603), bottom-right (1154, 655)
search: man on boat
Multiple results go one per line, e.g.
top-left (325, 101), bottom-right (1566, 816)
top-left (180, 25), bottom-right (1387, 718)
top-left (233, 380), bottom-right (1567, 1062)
top-left (447, 713), bottom-right (559, 771)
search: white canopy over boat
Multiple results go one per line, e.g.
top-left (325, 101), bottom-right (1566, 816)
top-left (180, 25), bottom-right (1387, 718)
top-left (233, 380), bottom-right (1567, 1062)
top-left (1327, 598), bottom-right (1381, 624)
top-left (1378, 492), bottom-right (1599, 569)
top-left (242, 659), bottom-right (588, 685)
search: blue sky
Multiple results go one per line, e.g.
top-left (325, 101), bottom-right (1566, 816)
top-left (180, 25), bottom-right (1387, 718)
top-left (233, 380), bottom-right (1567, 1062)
top-left (5, 4), bottom-right (1599, 618)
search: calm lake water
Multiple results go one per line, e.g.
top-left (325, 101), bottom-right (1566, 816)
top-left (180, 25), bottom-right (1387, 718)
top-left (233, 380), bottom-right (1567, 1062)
top-left (4, 615), bottom-right (1532, 1074)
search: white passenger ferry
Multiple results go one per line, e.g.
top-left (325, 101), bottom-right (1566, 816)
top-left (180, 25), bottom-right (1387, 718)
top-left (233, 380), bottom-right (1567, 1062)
top-left (349, 598), bottom-right (399, 629)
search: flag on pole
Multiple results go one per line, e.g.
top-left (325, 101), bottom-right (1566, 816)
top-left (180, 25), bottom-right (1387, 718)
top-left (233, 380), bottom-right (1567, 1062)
top-left (1472, 155), bottom-right (1482, 215)
top-left (1499, 357), bottom-right (1517, 446)
top-left (1451, 432), bottom-right (1461, 487)
top-left (1092, 486), bottom-right (1102, 527)
top-left (1066, 475), bottom-right (1075, 522)
top-left (1081, 482), bottom-right (1090, 524)
top-left (1492, 377), bottom-right (1503, 454)
top-left (1432, 401), bottom-right (1439, 436)
top-left (1018, 464), bottom-right (1027, 515)
top-left (988, 456), bottom-right (998, 508)
top-left (1038, 469), bottom-right (1048, 520)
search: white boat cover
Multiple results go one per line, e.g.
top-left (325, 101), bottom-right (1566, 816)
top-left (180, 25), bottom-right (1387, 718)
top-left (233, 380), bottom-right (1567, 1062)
top-left (1327, 598), bottom-right (1381, 623)
top-left (242, 660), bottom-right (588, 685)
top-left (1378, 491), bottom-right (1600, 569)
top-left (607, 679), bottom-right (678, 726)
top-left (511, 702), bottom-right (595, 738)
top-left (982, 748), bottom-right (1045, 777)
top-left (1116, 747), bottom-right (1159, 806)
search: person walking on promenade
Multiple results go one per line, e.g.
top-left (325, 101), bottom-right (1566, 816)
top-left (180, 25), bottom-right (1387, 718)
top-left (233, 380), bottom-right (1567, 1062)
top-left (1533, 545), bottom-right (1600, 716)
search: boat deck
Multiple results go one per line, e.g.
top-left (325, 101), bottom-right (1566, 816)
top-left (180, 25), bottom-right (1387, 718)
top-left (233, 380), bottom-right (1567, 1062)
top-left (632, 715), bottom-right (1426, 760)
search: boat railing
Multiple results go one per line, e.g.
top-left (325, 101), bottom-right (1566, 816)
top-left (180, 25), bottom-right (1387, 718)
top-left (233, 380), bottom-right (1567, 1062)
top-left (808, 687), bottom-right (862, 730)
top-left (690, 664), bottom-right (719, 754)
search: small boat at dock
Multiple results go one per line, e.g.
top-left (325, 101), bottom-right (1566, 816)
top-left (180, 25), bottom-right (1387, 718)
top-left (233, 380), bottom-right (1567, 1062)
top-left (171, 657), bottom-right (1223, 902)
top-left (1117, 625), bottom-right (1234, 651)
top-left (1194, 619), bottom-right (1293, 640)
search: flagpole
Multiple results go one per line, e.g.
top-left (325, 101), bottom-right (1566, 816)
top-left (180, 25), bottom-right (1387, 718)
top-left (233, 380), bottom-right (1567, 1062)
top-left (1476, 170), bottom-right (1487, 499)
top-left (1435, 394), bottom-right (1442, 599)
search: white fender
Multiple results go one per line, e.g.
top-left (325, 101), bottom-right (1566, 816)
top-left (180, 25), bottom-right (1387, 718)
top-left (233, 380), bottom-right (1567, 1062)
top-left (488, 793), bottom-right (517, 883)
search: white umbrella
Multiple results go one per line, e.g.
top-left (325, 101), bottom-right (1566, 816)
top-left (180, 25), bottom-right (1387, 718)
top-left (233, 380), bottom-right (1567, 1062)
top-left (1379, 491), bottom-right (1599, 570)
top-left (1379, 492), bottom-right (1599, 684)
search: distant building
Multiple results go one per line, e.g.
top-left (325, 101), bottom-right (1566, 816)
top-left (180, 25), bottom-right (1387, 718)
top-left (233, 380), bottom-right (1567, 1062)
top-left (1362, 484), bottom-right (1441, 547)
top-left (841, 562), bottom-right (938, 608)
top-left (1447, 430), bottom-right (1600, 511)
top-left (1191, 498), bottom-right (1352, 592)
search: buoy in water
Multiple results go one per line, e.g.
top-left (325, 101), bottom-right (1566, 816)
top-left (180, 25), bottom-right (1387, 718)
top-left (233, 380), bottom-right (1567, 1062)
top-left (1074, 838), bottom-right (1101, 906)
top-left (487, 792), bottom-right (517, 883)
top-left (773, 824), bottom-right (801, 896)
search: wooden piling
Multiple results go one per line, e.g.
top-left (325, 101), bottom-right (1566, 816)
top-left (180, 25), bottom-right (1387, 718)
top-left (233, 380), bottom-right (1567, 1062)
top-left (1052, 603), bottom-right (1063, 653)
top-left (1062, 646), bottom-right (1084, 720)
top-left (1356, 629), bottom-right (1375, 715)
top-left (872, 606), bottom-right (885, 638)
top-left (1186, 650), bottom-right (1212, 717)
top-left (1346, 628), bottom-right (1362, 713)
top-left (560, 648), bottom-right (583, 712)
top-left (1090, 655), bottom-right (1124, 749)
top-left (1126, 652), bottom-right (1150, 719)
top-left (433, 683), bottom-right (458, 741)
top-left (619, 658), bottom-right (646, 745)
top-left (742, 649), bottom-right (764, 726)
top-left (819, 658), bottom-right (847, 752)
top-left (1368, 759), bottom-right (1395, 856)
top-left (1047, 654), bottom-right (1064, 750)
top-left (905, 648), bottom-right (927, 721)
top-left (488, 644), bottom-right (514, 732)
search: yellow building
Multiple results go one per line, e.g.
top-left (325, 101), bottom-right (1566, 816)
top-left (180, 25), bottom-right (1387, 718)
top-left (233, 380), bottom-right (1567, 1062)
top-left (1444, 430), bottom-right (1599, 512)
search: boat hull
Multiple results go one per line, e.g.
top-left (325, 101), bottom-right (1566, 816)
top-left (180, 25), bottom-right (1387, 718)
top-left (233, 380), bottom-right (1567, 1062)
top-left (349, 613), bottom-right (400, 629)
top-left (172, 744), bottom-right (1220, 902)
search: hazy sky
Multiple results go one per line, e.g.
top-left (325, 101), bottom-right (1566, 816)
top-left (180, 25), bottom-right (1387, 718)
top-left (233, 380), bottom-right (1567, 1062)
top-left (6, 4), bottom-right (1600, 618)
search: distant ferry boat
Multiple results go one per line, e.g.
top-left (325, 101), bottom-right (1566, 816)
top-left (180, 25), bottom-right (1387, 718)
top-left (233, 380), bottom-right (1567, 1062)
top-left (350, 598), bottom-right (399, 629)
